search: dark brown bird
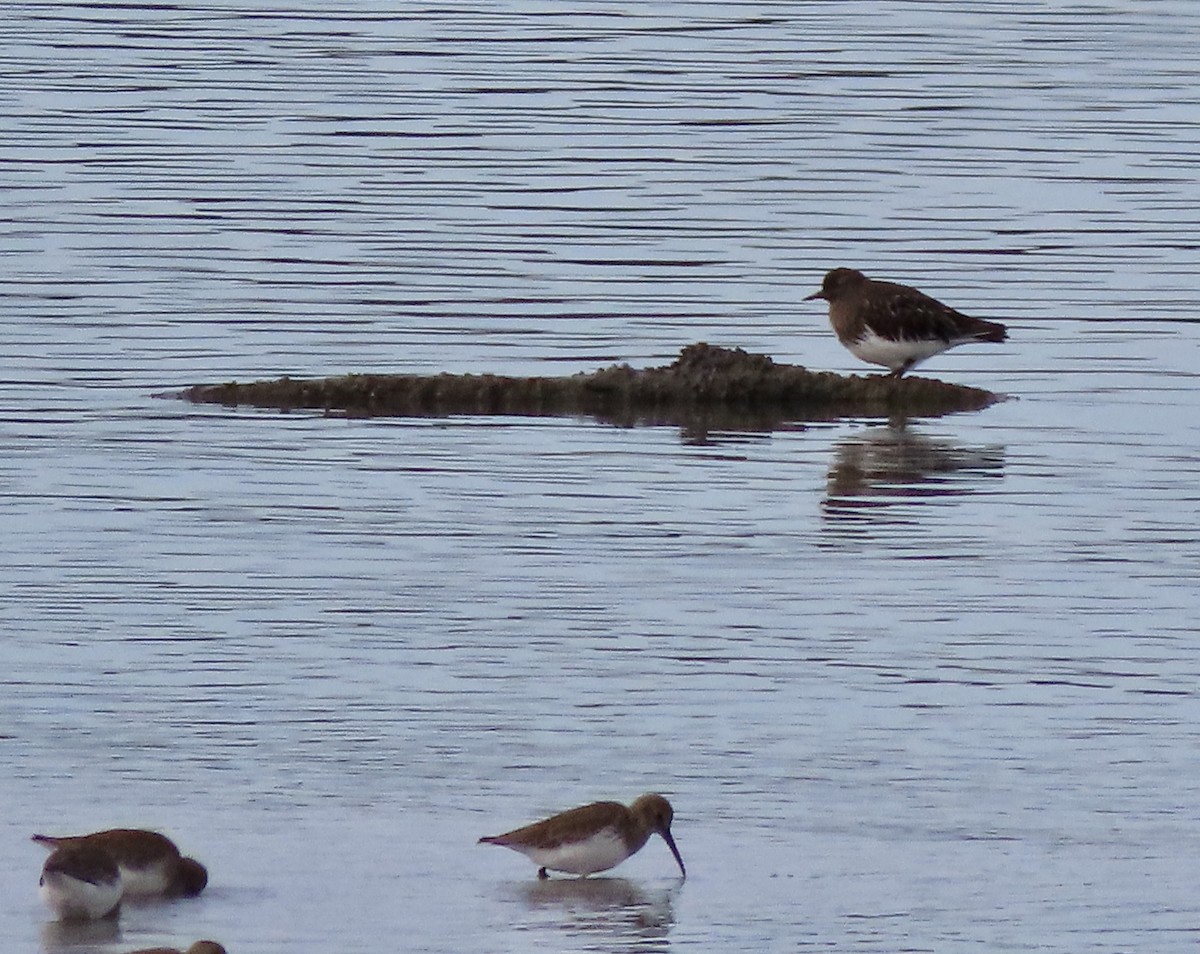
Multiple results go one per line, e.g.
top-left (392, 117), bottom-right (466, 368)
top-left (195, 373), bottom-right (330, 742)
top-left (479, 793), bottom-right (686, 879)
top-left (38, 843), bottom-right (123, 921)
top-left (124, 942), bottom-right (226, 954)
top-left (805, 267), bottom-right (1007, 377)
top-left (32, 829), bottom-right (207, 898)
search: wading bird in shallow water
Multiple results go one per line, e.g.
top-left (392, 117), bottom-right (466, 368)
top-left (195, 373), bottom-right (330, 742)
top-left (804, 267), bottom-right (1008, 378)
top-left (38, 843), bottom-right (123, 921)
top-left (479, 793), bottom-right (686, 879)
top-left (32, 829), bottom-right (207, 898)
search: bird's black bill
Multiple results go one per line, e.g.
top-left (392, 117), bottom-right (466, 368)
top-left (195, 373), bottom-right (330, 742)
top-left (803, 290), bottom-right (825, 301)
top-left (660, 828), bottom-right (686, 879)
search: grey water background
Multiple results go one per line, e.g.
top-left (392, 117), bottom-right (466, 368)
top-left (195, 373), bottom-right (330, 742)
top-left (2, 2), bottom-right (1199, 951)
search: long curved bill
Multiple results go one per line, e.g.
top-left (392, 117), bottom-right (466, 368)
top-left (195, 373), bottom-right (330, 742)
top-left (660, 827), bottom-right (686, 879)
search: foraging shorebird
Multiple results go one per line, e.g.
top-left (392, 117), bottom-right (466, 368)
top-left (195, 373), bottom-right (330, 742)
top-left (39, 843), bottom-right (123, 921)
top-left (479, 793), bottom-right (685, 879)
top-left (32, 829), bottom-right (207, 898)
top-left (805, 268), bottom-right (1007, 377)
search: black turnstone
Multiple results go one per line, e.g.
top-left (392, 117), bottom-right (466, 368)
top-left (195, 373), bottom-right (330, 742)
top-left (805, 268), bottom-right (1007, 377)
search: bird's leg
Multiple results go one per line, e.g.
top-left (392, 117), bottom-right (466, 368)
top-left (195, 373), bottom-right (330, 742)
top-left (538, 867), bottom-right (549, 880)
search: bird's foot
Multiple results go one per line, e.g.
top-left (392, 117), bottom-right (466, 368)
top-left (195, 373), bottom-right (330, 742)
top-left (538, 867), bottom-right (549, 880)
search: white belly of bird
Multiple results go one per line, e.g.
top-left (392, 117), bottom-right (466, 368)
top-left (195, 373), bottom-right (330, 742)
top-left (848, 329), bottom-right (953, 371)
top-left (119, 862), bottom-right (171, 897)
top-left (524, 827), bottom-right (630, 876)
top-left (40, 871), bottom-right (122, 921)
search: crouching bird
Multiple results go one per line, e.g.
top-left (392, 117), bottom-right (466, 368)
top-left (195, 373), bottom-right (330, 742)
top-left (38, 843), bottom-right (123, 921)
top-left (33, 829), bottom-right (207, 899)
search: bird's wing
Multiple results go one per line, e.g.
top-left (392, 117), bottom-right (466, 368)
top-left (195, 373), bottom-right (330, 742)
top-left (485, 802), bottom-right (626, 850)
top-left (863, 284), bottom-right (980, 342)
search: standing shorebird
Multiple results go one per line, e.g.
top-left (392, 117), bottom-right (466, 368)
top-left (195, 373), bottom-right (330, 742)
top-left (479, 793), bottom-right (686, 879)
top-left (38, 843), bottom-right (123, 921)
top-left (32, 829), bottom-right (207, 898)
top-left (804, 268), bottom-right (1007, 378)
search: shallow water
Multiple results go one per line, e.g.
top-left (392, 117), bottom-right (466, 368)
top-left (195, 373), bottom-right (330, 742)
top-left (2, 3), bottom-right (1200, 952)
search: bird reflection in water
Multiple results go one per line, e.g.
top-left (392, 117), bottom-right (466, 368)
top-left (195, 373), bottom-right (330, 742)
top-left (823, 422), bottom-right (1004, 523)
top-left (511, 876), bottom-right (676, 951)
top-left (40, 913), bottom-right (120, 952)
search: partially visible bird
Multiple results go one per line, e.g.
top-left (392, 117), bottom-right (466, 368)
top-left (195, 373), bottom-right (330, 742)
top-left (32, 829), bottom-right (207, 898)
top-left (479, 793), bottom-right (685, 879)
top-left (124, 942), bottom-right (226, 954)
top-left (39, 843), bottom-right (123, 921)
top-left (805, 267), bottom-right (1007, 378)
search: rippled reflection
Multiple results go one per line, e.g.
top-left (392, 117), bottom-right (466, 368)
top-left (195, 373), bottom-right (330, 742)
top-left (822, 423), bottom-right (1005, 523)
top-left (508, 877), bottom-right (677, 952)
top-left (40, 915), bottom-right (120, 953)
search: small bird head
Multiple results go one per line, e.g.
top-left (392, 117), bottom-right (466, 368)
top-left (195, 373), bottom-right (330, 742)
top-left (804, 267), bottom-right (868, 302)
top-left (175, 857), bottom-right (209, 896)
top-left (632, 793), bottom-right (686, 879)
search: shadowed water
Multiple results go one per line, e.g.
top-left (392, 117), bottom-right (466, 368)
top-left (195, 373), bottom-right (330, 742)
top-left (2, 3), bottom-right (1200, 953)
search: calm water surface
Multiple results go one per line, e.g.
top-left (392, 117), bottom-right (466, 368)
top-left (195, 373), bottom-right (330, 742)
top-left (2, 3), bottom-right (1199, 952)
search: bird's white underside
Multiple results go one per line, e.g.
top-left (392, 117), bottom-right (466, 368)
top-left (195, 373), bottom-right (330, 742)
top-left (516, 827), bottom-right (629, 876)
top-left (848, 328), bottom-right (961, 371)
top-left (40, 871), bottom-right (122, 921)
top-left (118, 863), bottom-right (171, 897)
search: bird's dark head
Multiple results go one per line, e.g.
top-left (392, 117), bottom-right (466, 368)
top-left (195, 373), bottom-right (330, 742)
top-left (632, 793), bottom-right (686, 878)
top-left (174, 857), bottom-right (208, 896)
top-left (632, 793), bottom-right (674, 832)
top-left (804, 267), bottom-right (868, 302)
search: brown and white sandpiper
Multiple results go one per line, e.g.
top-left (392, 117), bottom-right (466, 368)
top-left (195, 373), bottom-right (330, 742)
top-left (38, 843), bottom-right (123, 921)
top-left (804, 267), bottom-right (1008, 377)
top-left (32, 829), bottom-right (207, 899)
top-left (125, 942), bottom-right (226, 954)
top-left (479, 793), bottom-right (686, 879)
